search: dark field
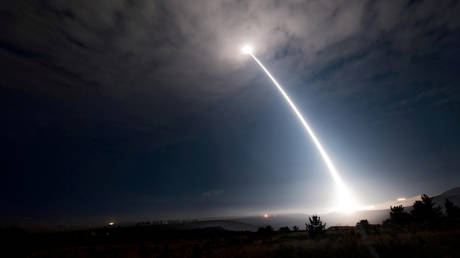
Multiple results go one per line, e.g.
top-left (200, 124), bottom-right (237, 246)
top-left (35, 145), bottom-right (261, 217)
top-left (3, 223), bottom-right (460, 258)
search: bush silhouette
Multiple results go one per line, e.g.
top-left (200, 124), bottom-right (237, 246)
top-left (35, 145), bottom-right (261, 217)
top-left (306, 215), bottom-right (325, 238)
top-left (356, 219), bottom-right (370, 228)
top-left (278, 226), bottom-right (291, 233)
top-left (389, 205), bottom-right (411, 225)
top-left (445, 198), bottom-right (460, 219)
top-left (411, 194), bottom-right (442, 222)
top-left (257, 225), bottom-right (274, 234)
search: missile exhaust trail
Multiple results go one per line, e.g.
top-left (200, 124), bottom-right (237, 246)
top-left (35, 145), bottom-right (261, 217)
top-left (249, 53), bottom-right (342, 183)
top-left (246, 51), bottom-right (357, 212)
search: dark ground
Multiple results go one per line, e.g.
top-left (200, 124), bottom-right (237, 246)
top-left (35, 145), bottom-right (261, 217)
top-left (3, 221), bottom-right (460, 258)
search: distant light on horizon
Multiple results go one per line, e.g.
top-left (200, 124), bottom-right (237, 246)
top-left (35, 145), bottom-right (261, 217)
top-left (263, 213), bottom-right (269, 218)
top-left (108, 221), bottom-right (115, 226)
top-left (397, 197), bottom-right (406, 202)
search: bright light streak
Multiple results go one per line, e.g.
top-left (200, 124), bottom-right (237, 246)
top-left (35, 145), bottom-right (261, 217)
top-left (397, 197), bottom-right (406, 202)
top-left (247, 52), bottom-right (359, 213)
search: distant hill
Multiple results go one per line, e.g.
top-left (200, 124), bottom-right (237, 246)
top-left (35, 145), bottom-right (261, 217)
top-left (183, 220), bottom-right (258, 231)
top-left (229, 210), bottom-right (390, 230)
top-left (367, 194), bottom-right (422, 209)
top-left (433, 186), bottom-right (460, 210)
top-left (216, 186), bottom-right (460, 230)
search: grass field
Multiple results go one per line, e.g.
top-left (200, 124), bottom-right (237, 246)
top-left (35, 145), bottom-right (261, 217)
top-left (4, 224), bottom-right (459, 258)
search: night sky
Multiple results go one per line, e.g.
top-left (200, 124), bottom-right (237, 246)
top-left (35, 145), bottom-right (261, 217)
top-left (2, 0), bottom-right (460, 225)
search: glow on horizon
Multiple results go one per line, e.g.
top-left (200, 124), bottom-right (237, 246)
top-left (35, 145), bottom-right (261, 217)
top-left (241, 46), bottom-right (359, 213)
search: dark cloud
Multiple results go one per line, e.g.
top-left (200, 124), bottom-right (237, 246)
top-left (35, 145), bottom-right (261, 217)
top-left (2, 1), bottom-right (459, 103)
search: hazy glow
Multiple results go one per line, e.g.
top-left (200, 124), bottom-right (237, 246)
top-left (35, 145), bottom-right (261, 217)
top-left (263, 213), bottom-right (269, 218)
top-left (241, 45), bottom-right (253, 54)
top-left (246, 50), bottom-right (359, 213)
top-left (397, 197), bottom-right (406, 202)
top-left (108, 221), bottom-right (115, 226)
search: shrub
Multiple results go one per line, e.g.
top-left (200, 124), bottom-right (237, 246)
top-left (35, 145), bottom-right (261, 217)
top-left (257, 225), bottom-right (274, 234)
top-left (278, 226), bottom-right (291, 233)
top-left (306, 215), bottom-right (325, 238)
top-left (389, 205), bottom-right (411, 225)
top-left (411, 194), bottom-right (442, 222)
top-left (445, 198), bottom-right (460, 219)
top-left (356, 219), bottom-right (370, 228)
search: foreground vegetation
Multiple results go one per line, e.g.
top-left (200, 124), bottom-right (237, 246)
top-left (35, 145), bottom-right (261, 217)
top-left (3, 195), bottom-right (460, 257)
top-left (3, 225), bottom-right (458, 258)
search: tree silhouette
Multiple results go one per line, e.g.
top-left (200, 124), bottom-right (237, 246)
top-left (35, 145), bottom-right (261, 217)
top-left (292, 226), bottom-right (299, 232)
top-left (445, 198), bottom-right (460, 219)
top-left (356, 219), bottom-right (370, 228)
top-left (389, 205), bottom-right (411, 225)
top-left (411, 194), bottom-right (442, 222)
top-left (306, 215), bottom-right (325, 238)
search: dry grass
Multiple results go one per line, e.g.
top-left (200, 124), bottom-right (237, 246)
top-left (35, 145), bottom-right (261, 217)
top-left (21, 228), bottom-right (460, 258)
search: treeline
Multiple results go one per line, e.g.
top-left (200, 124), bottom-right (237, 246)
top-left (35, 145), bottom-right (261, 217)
top-left (384, 194), bottom-right (460, 227)
top-left (258, 194), bottom-right (460, 238)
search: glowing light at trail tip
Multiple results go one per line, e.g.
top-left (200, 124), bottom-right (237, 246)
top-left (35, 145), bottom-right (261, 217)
top-left (242, 46), bottom-right (359, 213)
top-left (241, 45), bottom-right (253, 54)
